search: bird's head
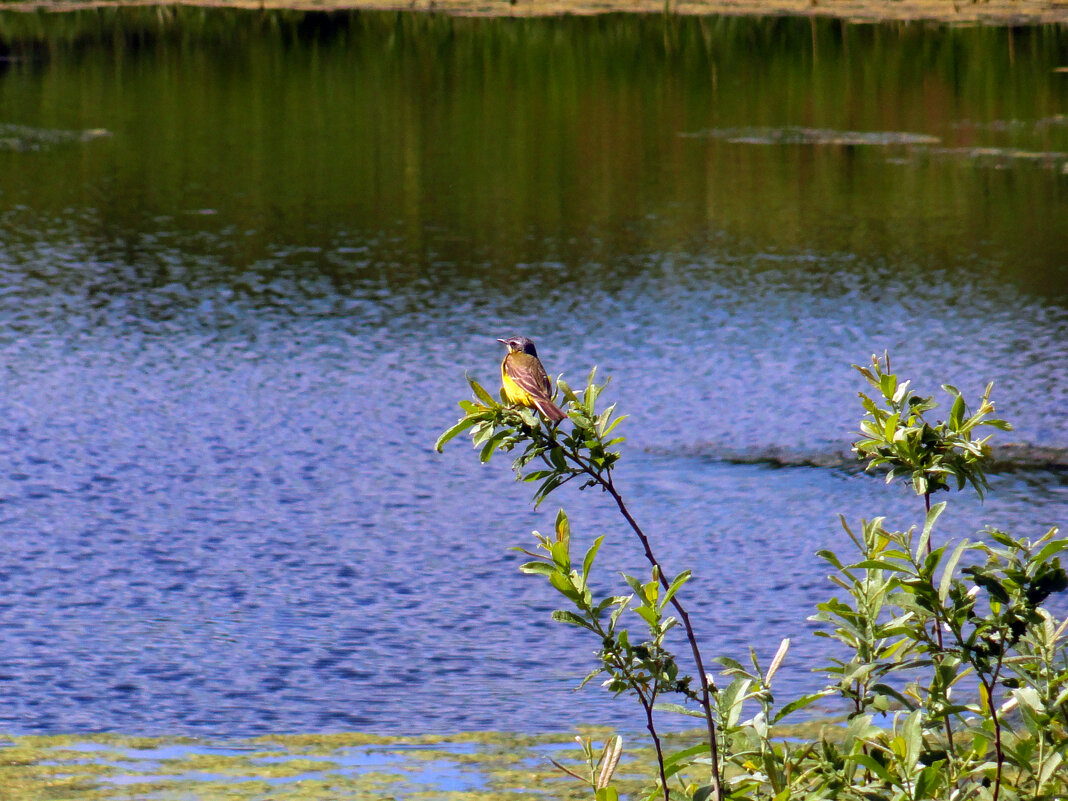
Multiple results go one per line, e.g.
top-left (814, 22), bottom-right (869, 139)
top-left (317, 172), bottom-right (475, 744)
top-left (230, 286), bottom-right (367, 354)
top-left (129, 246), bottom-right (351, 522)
top-left (497, 336), bottom-right (539, 357)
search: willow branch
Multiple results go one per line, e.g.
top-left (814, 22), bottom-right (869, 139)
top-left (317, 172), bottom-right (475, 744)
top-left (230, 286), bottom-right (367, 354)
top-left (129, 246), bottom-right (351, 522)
top-left (551, 438), bottom-right (722, 801)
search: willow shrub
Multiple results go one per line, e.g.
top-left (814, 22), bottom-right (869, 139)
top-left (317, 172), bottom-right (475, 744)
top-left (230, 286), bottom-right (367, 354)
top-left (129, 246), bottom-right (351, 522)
top-left (437, 353), bottom-right (1068, 801)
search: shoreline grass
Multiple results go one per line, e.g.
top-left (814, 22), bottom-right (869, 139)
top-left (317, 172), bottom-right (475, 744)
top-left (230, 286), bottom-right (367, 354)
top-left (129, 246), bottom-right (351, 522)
top-left (0, 0), bottom-right (1066, 26)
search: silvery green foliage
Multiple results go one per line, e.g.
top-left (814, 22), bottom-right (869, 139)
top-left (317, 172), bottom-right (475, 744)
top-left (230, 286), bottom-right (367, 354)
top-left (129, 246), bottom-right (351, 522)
top-left (439, 369), bottom-right (722, 801)
top-left (439, 355), bottom-right (1068, 801)
top-left (853, 352), bottom-right (1011, 499)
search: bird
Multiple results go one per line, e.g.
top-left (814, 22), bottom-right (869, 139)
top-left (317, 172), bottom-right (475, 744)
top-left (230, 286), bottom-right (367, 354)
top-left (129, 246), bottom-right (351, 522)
top-left (497, 336), bottom-right (568, 423)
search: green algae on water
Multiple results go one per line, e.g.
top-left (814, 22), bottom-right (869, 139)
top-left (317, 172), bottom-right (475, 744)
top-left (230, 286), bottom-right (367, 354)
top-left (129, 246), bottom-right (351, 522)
top-left (0, 729), bottom-right (674, 800)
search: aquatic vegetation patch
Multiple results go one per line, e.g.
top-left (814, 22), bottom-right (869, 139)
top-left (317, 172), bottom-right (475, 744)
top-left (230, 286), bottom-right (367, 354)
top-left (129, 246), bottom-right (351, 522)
top-left (0, 123), bottom-right (110, 152)
top-left (0, 729), bottom-right (686, 800)
top-left (682, 124), bottom-right (1068, 172)
top-left (681, 126), bottom-right (942, 146)
top-left (917, 144), bottom-right (1068, 171)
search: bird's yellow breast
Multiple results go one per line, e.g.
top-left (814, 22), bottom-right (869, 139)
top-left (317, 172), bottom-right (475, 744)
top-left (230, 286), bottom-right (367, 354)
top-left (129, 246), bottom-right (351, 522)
top-left (501, 363), bottom-right (534, 406)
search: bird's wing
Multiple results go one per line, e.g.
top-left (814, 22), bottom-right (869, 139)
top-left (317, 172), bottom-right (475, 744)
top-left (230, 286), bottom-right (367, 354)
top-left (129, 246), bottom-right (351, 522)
top-left (505, 354), bottom-right (554, 400)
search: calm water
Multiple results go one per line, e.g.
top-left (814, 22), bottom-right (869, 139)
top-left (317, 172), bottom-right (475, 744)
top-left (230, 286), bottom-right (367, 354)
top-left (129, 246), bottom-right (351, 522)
top-left (0, 9), bottom-right (1067, 736)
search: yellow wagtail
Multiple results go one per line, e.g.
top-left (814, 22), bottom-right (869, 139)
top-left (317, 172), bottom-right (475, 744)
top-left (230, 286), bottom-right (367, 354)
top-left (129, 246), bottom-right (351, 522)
top-left (497, 336), bottom-right (567, 423)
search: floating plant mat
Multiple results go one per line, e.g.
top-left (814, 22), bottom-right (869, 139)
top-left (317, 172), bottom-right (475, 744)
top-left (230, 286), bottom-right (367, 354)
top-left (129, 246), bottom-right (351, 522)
top-left (682, 125), bottom-right (1068, 171)
top-left (912, 145), bottom-right (1068, 171)
top-left (0, 729), bottom-right (719, 800)
top-left (0, 123), bottom-right (110, 152)
top-left (680, 127), bottom-right (943, 146)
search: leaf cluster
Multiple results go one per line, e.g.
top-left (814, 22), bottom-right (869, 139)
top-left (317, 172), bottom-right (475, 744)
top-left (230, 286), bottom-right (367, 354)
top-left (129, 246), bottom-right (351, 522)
top-left (437, 352), bottom-right (1068, 801)
top-left (853, 352), bottom-right (1011, 498)
top-left (519, 509), bottom-right (711, 800)
top-left (517, 509), bottom-right (695, 710)
top-left (810, 509), bottom-right (1068, 801)
top-left (435, 369), bottom-right (625, 506)
top-left (437, 363), bottom-right (723, 800)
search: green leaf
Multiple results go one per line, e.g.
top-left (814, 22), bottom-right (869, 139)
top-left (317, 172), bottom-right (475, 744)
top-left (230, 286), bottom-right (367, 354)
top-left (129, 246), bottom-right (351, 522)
top-left (557, 377), bottom-right (578, 403)
top-left (470, 421), bottom-right (494, 446)
top-left (884, 411), bottom-right (900, 440)
top-left (849, 753), bottom-right (894, 784)
top-left (578, 665), bottom-right (606, 690)
top-left (583, 536), bottom-right (604, 583)
top-left (660, 742), bottom-right (711, 780)
top-left (878, 371), bottom-right (897, 400)
top-left (621, 573), bottom-right (645, 595)
top-left (661, 570), bottom-right (691, 609)
top-left (949, 392), bottom-right (965, 429)
top-left (595, 788), bottom-right (618, 801)
top-left (634, 605), bottom-right (659, 626)
top-left (549, 447), bottom-right (567, 471)
top-left (548, 571), bottom-right (581, 601)
top-left (941, 383), bottom-right (960, 396)
top-left (1039, 750), bottom-right (1064, 786)
top-left (583, 367), bottom-right (600, 410)
top-left (533, 475), bottom-right (563, 508)
top-left (518, 561), bottom-right (555, 576)
top-left (609, 596), bottom-right (631, 631)
top-left (555, 508), bottom-right (570, 541)
top-left (654, 702), bottom-right (706, 720)
top-left (468, 375), bottom-right (497, 406)
top-left (521, 470), bottom-right (555, 482)
top-left (434, 416), bottom-right (478, 452)
top-left (518, 407), bottom-right (539, 428)
top-left (714, 655), bottom-right (747, 674)
top-left (918, 501), bottom-right (946, 553)
top-left (818, 547), bottom-right (848, 571)
top-left (939, 538), bottom-right (971, 601)
top-left (859, 420), bottom-right (881, 439)
top-left (772, 691), bottom-right (831, 723)
top-left (601, 414), bottom-right (628, 437)
top-left (551, 610), bottom-right (594, 630)
top-left (720, 677), bottom-right (752, 728)
top-left (965, 568), bottom-right (1011, 604)
top-left (914, 762), bottom-right (944, 799)
top-left (1034, 537), bottom-right (1068, 567)
top-left (549, 538), bottom-right (570, 568)
top-left (869, 683), bottom-right (918, 711)
top-left (693, 785), bottom-right (717, 801)
top-left (902, 710), bottom-right (923, 768)
top-left (853, 559), bottom-right (900, 571)
top-left (478, 432), bottom-right (503, 463)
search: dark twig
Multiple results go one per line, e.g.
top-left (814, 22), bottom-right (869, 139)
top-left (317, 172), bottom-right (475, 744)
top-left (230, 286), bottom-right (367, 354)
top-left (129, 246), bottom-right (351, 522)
top-left (925, 491), bottom-right (957, 763)
top-left (553, 438), bottom-right (722, 801)
top-left (639, 685), bottom-right (671, 801)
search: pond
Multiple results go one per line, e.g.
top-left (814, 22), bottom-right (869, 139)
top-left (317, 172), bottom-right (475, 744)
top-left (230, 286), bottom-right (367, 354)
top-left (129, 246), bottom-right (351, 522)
top-left (0, 8), bottom-right (1067, 738)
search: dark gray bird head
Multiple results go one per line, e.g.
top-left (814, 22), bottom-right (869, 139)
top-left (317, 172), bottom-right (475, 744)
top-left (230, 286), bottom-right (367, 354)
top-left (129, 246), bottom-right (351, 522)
top-left (497, 336), bottom-right (539, 357)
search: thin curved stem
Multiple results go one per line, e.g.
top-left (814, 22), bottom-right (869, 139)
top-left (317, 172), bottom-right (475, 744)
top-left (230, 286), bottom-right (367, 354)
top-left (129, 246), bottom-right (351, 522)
top-left (585, 604), bottom-right (671, 800)
top-left (556, 441), bottom-right (722, 801)
top-left (528, 425), bottom-right (721, 800)
top-left (640, 686), bottom-right (670, 801)
top-left (924, 491), bottom-right (957, 763)
top-left (987, 663), bottom-right (1006, 801)
top-left (603, 472), bottom-right (721, 795)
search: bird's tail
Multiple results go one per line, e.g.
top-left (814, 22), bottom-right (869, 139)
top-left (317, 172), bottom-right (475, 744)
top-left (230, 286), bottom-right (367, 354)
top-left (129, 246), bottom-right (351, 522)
top-left (533, 397), bottom-right (568, 423)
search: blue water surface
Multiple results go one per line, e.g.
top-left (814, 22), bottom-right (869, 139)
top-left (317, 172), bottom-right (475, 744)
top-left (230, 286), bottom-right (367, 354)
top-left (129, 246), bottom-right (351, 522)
top-left (0, 10), bottom-right (1066, 737)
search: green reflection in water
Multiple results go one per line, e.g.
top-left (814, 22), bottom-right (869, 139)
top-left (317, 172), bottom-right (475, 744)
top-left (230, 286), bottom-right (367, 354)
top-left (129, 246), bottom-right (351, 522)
top-left (0, 9), bottom-right (1067, 296)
